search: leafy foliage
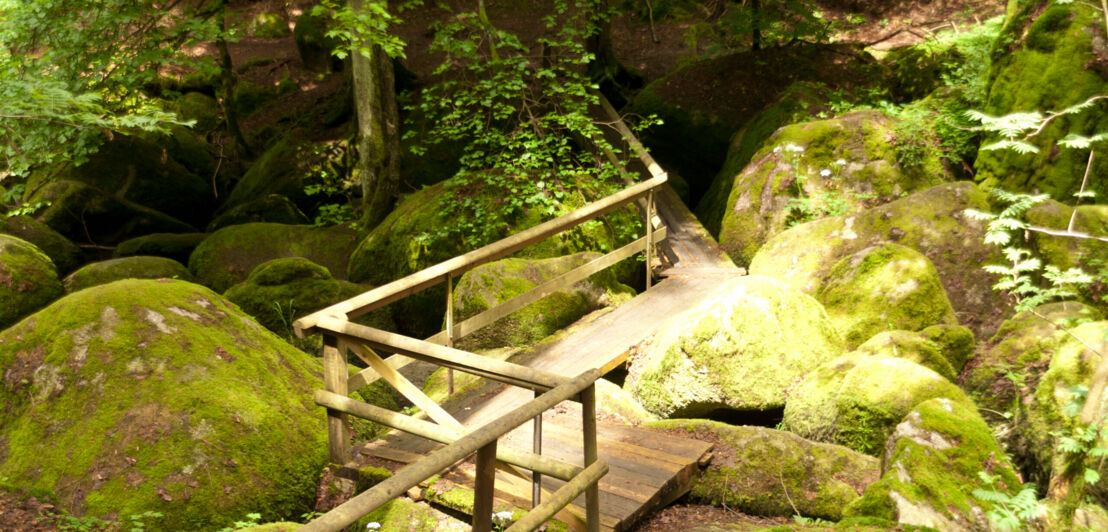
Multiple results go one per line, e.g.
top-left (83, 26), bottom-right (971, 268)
top-left (312, 0), bottom-right (415, 60)
top-left (972, 471), bottom-right (1043, 531)
top-left (718, 0), bottom-right (833, 49)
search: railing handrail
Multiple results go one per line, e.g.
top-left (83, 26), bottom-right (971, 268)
top-left (301, 368), bottom-right (604, 532)
top-left (294, 173), bottom-right (667, 337)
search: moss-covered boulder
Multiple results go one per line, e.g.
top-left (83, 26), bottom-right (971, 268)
top-left (348, 172), bottom-right (641, 337)
top-left (62, 256), bottom-right (192, 293)
top-left (1027, 201), bottom-right (1108, 310)
top-left (28, 180), bottom-right (197, 245)
top-left (452, 253), bottom-right (634, 350)
top-left (695, 80), bottom-right (831, 235)
top-left (219, 138), bottom-right (345, 217)
top-left (189, 223), bottom-right (358, 293)
top-left (711, 111), bottom-right (951, 267)
top-left (0, 280), bottom-right (328, 529)
top-left (920, 323), bottom-right (976, 374)
top-left (976, 1), bottom-right (1108, 201)
top-left (818, 244), bottom-right (957, 349)
top-left (49, 135), bottom-right (213, 227)
top-left (293, 9), bottom-right (341, 73)
top-left (207, 194), bottom-right (309, 232)
top-left (782, 355), bottom-right (973, 455)
top-left (961, 301), bottom-right (1100, 415)
top-left (749, 181), bottom-right (1009, 337)
top-left (854, 331), bottom-right (957, 382)
top-left (844, 398), bottom-right (1022, 531)
top-left (114, 232), bottom-right (208, 265)
top-left (0, 215), bottom-right (83, 275)
top-left (1020, 319), bottom-right (1108, 503)
top-left (0, 235), bottom-right (64, 330)
top-left (224, 257), bottom-right (392, 335)
top-left (625, 275), bottom-right (844, 417)
top-left (649, 419), bottom-right (878, 520)
top-left (595, 379), bottom-right (657, 425)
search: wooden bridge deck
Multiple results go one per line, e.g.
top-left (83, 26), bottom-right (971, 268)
top-left (348, 184), bottom-right (741, 531)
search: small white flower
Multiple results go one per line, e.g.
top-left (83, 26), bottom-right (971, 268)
top-left (820, 168), bottom-right (832, 177)
top-left (492, 511), bottom-right (514, 526)
top-left (773, 146), bottom-right (782, 154)
top-left (785, 143), bottom-right (805, 153)
top-left (834, 158), bottom-right (847, 166)
top-left (366, 522), bottom-right (382, 530)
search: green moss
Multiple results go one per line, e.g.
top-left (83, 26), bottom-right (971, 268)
top-left (355, 465), bottom-right (393, 492)
top-left (114, 233), bottom-right (208, 265)
top-left (189, 223), bottom-right (358, 293)
top-left (919, 324), bottom-right (975, 373)
top-left (1027, 201), bottom-right (1108, 311)
top-left (844, 398), bottom-right (1022, 530)
top-left (0, 215), bottom-right (83, 275)
top-left (627, 275), bottom-right (844, 416)
top-left (818, 244), bottom-right (957, 349)
top-left (783, 355), bottom-right (974, 455)
top-left (63, 256), bottom-right (192, 293)
top-left (0, 279), bottom-right (328, 529)
top-left (646, 419), bottom-right (878, 520)
top-left (0, 235), bottom-right (64, 330)
top-left (854, 331), bottom-right (956, 382)
top-left (208, 194), bottom-right (309, 232)
top-left (355, 498), bottom-right (467, 531)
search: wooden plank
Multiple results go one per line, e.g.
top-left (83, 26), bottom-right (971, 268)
top-left (473, 442), bottom-right (497, 532)
top-left (343, 340), bottom-right (465, 431)
top-left (322, 335), bottom-right (349, 464)
top-left (295, 175), bottom-right (668, 334)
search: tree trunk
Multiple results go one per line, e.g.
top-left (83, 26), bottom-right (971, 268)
top-left (351, 0), bottom-right (399, 228)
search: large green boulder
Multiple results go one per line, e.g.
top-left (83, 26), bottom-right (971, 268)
top-left (224, 257), bottom-right (392, 335)
top-left (219, 139), bottom-right (346, 217)
top-left (62, 256), bottom-right (192, 293)
top-left (962, 301), bottom-right (1100, 415)
top-left (347, 172), bottom-right (641, 337)
top-left (0, 280), bottom-right (328, 529)
top-left (818, 243), bottom-right (957, 349)
top-left (782, 355), bottom-right (973, 455)
top-left (0, 235), bottom-right (63, 330)
top-left (451, 253), bottom-right (634, 350)
top-left (1020, 319), bottom-right (1108, 504)
top-left (207, 194), bottom-right (309, 232)
top-left (0, 215), bottom-right (83, 275)
top-left (625, 275), bottom-right (844, 417)
top-left (749, 181), bottom-right (1009, 337)
top-left (976, 1), bottom-right (1108, 201)
top-left (854, 331), bottom-right (958, 382)
top-left (648, 419), bottom-right (879, 520)
top-left (844, 398), bottom-right (1023, 531)
top-left (711, 111), bottom-right (951, 267)
top-left (114, 232), bottom-right (208, 265)
top-left (28, 180), bottom-right (197, 245)
top-left (189, 223), bottom-right (358, 293)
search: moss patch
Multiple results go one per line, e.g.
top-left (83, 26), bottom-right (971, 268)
top-left (0, 235), bottom-right (63, 330)
top-left (63, 256), bottom-right (192, 294)
top-left (626, 275), bottom-right (844, 417)
top-left (854, 331), bottom-right (957, 382)
top-left (0, 279), bottom-right (329, 530)
top-left (0, 215), bottom-right (83, 275)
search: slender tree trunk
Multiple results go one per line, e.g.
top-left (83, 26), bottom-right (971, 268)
top-left (352, 0), bottom-right (399, 228)
top-left (216, 0), bottom-right (252, 158)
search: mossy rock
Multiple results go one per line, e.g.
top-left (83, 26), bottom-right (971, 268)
top-left (843, 398), bottom-right (1022, 531)
top-left (293, 9), bottom-right (341, 73)
top-left (234, 80), bottom-right (278, 117)
top-left (883, 41), bottom-right (965, 103)
top-left (50, 135), bottom-right (213, 228)
top-left (854, 331), bottom-right (957, 382)
top-left (452, 253), bottom-right (635, 350)
top-left (250, 13), bottom-right (290, 39)
top-left (782, 355), bottom-right (974, 456)
top-left (695, 80), bottom-right (831, 236)
top-left (712, 111), bottom-right (951, 267)
top-left (961, 301), bottom-right (1100, 416)
top-left (189, 223), bottom-right (359, 293)
top-left (749, 181), bottom-right (1009, 337)
top-left (976, 2), bottom-right (1108, 201)
top-left (114, 232), bottom-right (208, 265)
top-left (238, 524), bottom-right (301, 532)
top-left (919, 324), bottom-right (975, 373)
top-left (625, 275), bottom-right (844, 417)
top-left (224, 257), bottom-right (393, 335)
top-left (0, 215), bottom-right (83, 275)
top-left (347, 172), bottom-right (642, 337)
top-left (155, 126), bottom-right (229, 195)
top-left (353, 498), bottom-right (467, 531)
top-left (1027, 201), bottom-right (1108, 311)
top-left (649, 419), bottom-right (879, 520)
top-left (818, 243), bottom-right (957, 349)
top-left (220, 138), bottom-right (344, 216)
top-left (63, 256), bottom-right (192, 293)
top-left (208, 194), bottom-right (309, 232)
top-left (0, 235), bottom-right (64, 330)
top-left (1020, 319), bottom-right (1108, 504)
top-left (0, 279), bottom-right (329, 529)
top-left (595, 378), bottom-right (657, 425)
top-left (28, 179), bottom-right (197, 245)
top-left (173, 92), bottom-right (221, 133)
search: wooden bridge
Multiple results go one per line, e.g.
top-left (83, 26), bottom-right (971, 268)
top-left (295, 99), bottom-right (742, 531)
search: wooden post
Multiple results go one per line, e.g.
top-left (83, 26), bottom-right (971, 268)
top-left (473, 441), bottom-right (498, 532)
top-left (533, 390), bottom-right (543, 508)
top-left (645, 189), bottom-right (654, 289)
top-left (581, 384), bottom-right (600, 532)
top-left (322, 334), bottom-right (350, 464)
top-left (445, 273), bottom-right (455, 395)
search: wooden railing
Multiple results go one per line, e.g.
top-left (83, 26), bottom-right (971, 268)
top-left (294, 174), bottom-right (669, 531)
